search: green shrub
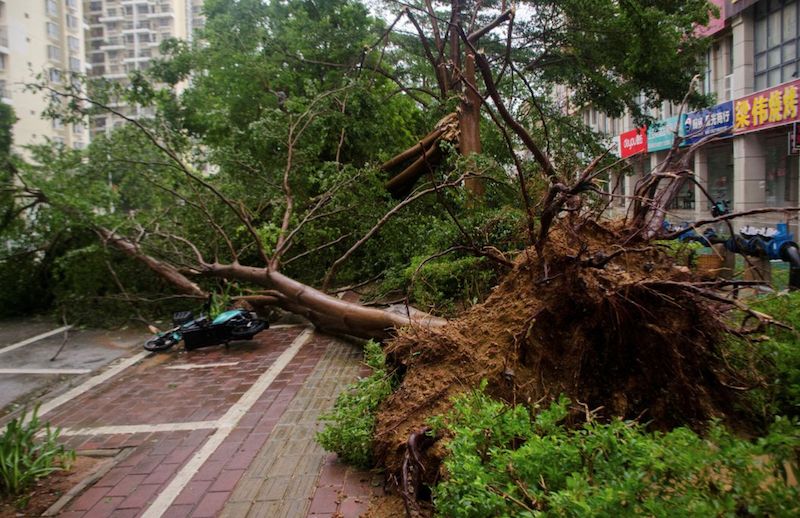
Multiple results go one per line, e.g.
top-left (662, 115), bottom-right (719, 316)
top-left (748, 291), bottom-right (800, 418)
top-left (429, 383), bottom-right (800, 518)
top-left (0, 406), bottom-right (75, 499)
top-left (383, 255), bottom-right (495, 316)
top-left (316, 341), bottom-right (399, 468)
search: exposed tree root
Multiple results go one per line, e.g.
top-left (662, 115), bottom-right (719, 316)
top-left (372, 218), bottom-right (763, 514)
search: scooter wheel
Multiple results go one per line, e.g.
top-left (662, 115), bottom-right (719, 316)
top-left (230, 320), bottom-right (268, 340)
top-left (144, 335), bottom-right (179, 352)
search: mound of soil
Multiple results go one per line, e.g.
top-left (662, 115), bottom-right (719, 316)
top-left (373, 219), bottom-right (744, 478)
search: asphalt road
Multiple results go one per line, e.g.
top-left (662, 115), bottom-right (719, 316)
top-left (0, 318), bottom-right (149, 417)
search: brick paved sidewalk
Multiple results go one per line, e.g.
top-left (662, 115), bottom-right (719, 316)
top-left (32, 325), bottom-right (382, 518)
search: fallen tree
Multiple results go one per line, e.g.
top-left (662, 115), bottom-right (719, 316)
top-left (7, 0), bottom-right (800, 515)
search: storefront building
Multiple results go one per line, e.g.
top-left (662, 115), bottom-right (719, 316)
top-left (605, 0), bottom-right (800, 233)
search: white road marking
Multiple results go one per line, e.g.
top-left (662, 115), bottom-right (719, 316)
top-left (59, 421), bottom-right (218, 436)
top-left (140, 326), bottom-right (315, 518)
top-left (0, 368), bottom-right (91, 375)
top-left (268, 324), bottom-right (306, 329)
top-left (29, 352), bottom-right (149, 424)
top-left (165, 362), bottom-right (240, 370)
top-left (0, 326), bottom-right (73, 357)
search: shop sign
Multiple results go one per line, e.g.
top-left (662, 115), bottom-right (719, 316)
top-left (790, 123), bottom-right (800, 155)
top-left (696, 0), bottom-right (725, 37)
top-left (647, 116), bottom-right (680, 152)
top-left (682, 101), bottom-right (734, 145)
top-left (724, 0), bottom-right (758, 19)
top-left (734, 79), bottom-right (800, 134)
top-left (619, 127), bottom-right (647, 158)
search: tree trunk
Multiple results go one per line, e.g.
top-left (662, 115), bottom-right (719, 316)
top-left (101, 229), bottom-right (445, 341)
top-left (459, 47), bottom-right (484, 195)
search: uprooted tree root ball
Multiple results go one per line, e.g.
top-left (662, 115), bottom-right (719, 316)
top-left (372, 219), bottom-right (750, 502)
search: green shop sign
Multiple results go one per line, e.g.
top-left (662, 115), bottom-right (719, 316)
top-left (646, 116), bottom-right (681, 152)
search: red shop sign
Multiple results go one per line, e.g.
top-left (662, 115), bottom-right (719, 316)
top-left (619, 127), bottom-right (647, 158)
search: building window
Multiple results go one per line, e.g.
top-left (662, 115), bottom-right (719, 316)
top-left (67, 15), bottom-right (79, 30)
top-left (69, 57), bottom-right (81, 72)
top-left (46, 0), bottom-right (58, 16)
top-left (89, 1), bottom-right (102, 12)
top-left (65, 0), bottom-right (77, 10)
top-left (49, 68), bottom-right (62, 84)
top-left (47, 45), bottom-right (60, 61)
top-left (703, 50), bottom-right (713, 95)
top-left (68, 36), bottom-right (80, 52)
top-left (107, 8), bottom-right (116, 17)
top-left (47, 22), bottom-right (58, 39)
top-left (0, 55), bottom-right (6, 72)
top-left (0, 80), bottom-right (7, 98)
top-left (52, 119), bottom-right (64, 130)
top-left (755, 0), bottom-right (800, 91)
top-left (73, 123), bottom-right (84, 135)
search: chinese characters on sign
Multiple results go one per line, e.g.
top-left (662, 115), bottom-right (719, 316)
top-left (733, 80), bottom-right (800, 134)
top-left (682, 101), bottom-right (733, 145)
top-left (619, 127), bottom-right (647, 158)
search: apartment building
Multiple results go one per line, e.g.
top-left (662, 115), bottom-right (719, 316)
top-left (85, 0), bottom-right (205, 137)
top-left (0, 0), bottom-right (88, 152)
top-left (576, 0), bottom-right (800, 233)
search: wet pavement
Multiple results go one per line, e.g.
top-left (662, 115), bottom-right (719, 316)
top-left (0, 319), bottom-right (148, 415)
top-left (0, 320), bottom-right (380, 518)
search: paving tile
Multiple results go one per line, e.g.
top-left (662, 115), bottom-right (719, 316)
top-left (82, 496), bottom-right (125, 518)
top-left (307, 486), bottom-right (341, 515)
top-left (255, 476), bottom-right (290, 501)
top-left (118, 483), bottom-right (161, 509)
top-left (339, 496), bottom-right (370, 518)
top-left (161, 504), bottom-right (196, 518)
top-left (209, 469), bottom-right (246, 492)
top-left (285, 474), bottom-right (318, 499)
top-left (93, 466), bottom-right (134, 488)
top-left (247, 501), bottom-right (281, 517)
top-left (173, 480), bottom-right (213, 505)
top-left (69, 486), bottom-right (111, 511)
top-left (192, 491), bottom-right (230, 518)
top-left (217, 501), bottom-right (251, 518)
top-left (105, 475), bottom-right (148, 497)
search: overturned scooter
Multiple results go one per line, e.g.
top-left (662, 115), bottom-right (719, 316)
top-left (144, 299), bottom-right (268, 352)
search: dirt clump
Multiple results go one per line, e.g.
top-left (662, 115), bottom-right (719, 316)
top-left (373, 219), bottom-right (743, 478)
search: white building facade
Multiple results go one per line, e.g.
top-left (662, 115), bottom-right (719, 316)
top-left (0, 0), bottom-right (89, 152)
top-left (84, 0), bottom-right (204, 137)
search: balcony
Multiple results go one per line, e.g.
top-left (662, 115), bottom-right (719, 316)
top-left (99, 15), bottom-right (125, 23)
top-left (147, 11), bottom-right (175, 19)
top-left (123, 56), bottom-right (151, 63)
top-left (100, 40), bottom-right (126, 51)
top-left (122, 22), bottom-right (151, 34)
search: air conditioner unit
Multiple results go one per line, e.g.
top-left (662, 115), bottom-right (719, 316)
top-left (724, 74), bottom-right (734, 101)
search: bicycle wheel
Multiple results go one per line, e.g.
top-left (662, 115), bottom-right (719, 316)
top-left (144, 334), bottom-right (179, 352)
top-left (230, 320), bottom-right (267, 340)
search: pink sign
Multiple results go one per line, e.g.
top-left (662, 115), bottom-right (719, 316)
top-left (620, 127), bottom-right (647, 158)
top-left (696, 0), bottom-right (725, 38)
